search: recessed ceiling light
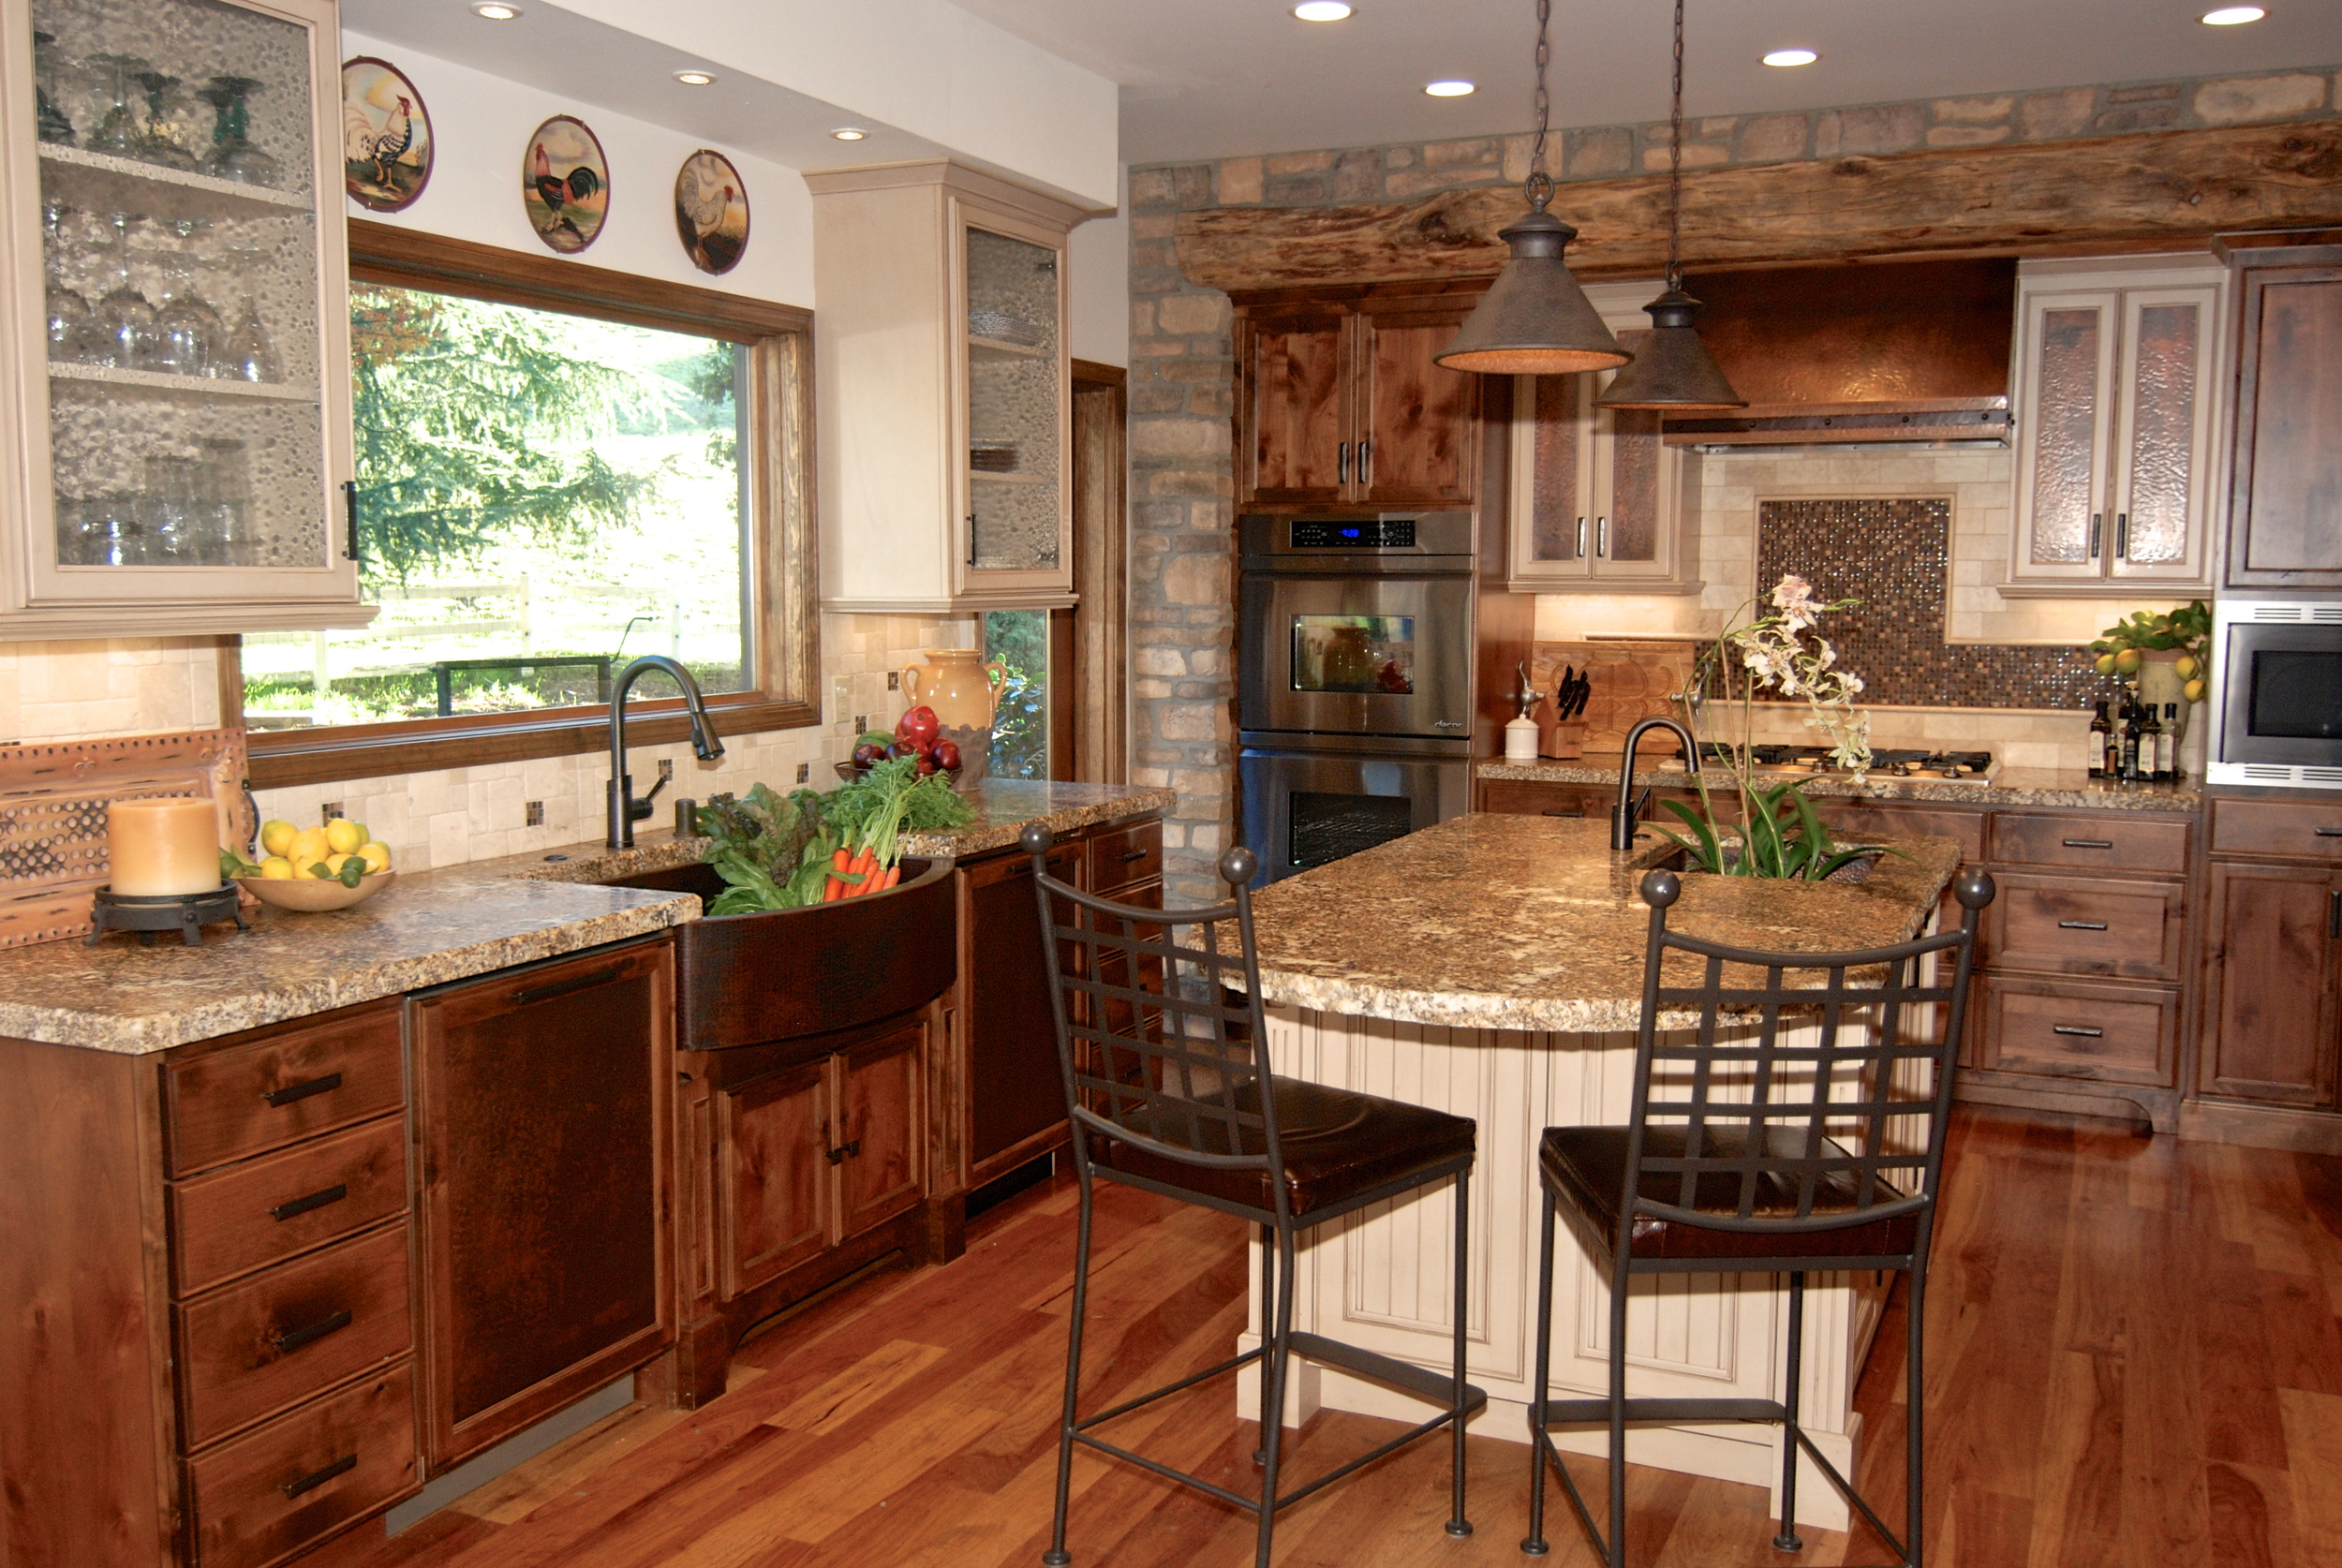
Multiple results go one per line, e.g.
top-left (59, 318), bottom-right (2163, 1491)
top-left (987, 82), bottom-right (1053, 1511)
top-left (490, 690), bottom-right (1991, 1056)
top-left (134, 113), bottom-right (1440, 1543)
top-left (2201, 5), bottom-right (2264, 21)
top-left (1293, 1), bottom-right (1354, 18)
top-left (1762, 48), bottom-right (1818, 67)
top-left (830, 127), bottom-right (867, 141)
top-left (674, 69), bottom-right (716, 86)
top-left (470, 2), bottom-right (520, 18)
top-left (1424, 80), bottom-right (1475, 96)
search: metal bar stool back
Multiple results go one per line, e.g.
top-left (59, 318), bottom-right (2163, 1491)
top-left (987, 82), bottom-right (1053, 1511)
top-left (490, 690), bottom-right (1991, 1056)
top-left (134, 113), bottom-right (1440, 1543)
top-left (1525, 865), bottom-right (1995, 1568)
top-left (1020, 824), bottom-right (1486, 1568)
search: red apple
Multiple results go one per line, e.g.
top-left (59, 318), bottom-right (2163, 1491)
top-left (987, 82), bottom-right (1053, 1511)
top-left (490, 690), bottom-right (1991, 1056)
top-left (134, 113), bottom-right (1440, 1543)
top-left (915, 751), bottom-right (937, 776)
top-left (896, 705), bottom-right (941, 747)
top-left (932, 738), bottom-right (961, 771)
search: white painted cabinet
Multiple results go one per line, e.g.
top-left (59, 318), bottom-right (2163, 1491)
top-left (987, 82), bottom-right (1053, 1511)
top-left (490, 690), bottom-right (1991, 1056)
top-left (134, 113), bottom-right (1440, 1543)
top-left (808, 160), bottom-right (1095, 614)
top-left (1505, 284), bottom-right (1698, 595)
top-left (2005, 258), bottom-right (2225, 595)
top-left (0, 0), bottom-right (364, 638)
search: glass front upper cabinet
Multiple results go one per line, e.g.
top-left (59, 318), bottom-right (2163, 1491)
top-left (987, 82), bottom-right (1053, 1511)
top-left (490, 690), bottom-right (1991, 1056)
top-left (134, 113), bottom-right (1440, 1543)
top-left (958, 212), bottom-right (1068, 599)
top-left (2006, 260), bottom-right (2224, 595)
top-left (0, 0), bottom-right (358, 633)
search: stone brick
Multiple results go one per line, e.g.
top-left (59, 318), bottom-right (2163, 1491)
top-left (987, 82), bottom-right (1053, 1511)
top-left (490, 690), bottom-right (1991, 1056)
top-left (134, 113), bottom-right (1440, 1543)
top-left (1264, 173), bottom-right (1330, 204)
top-left (1926, 124), bottom-right (2011, 147)
top-left (1424, 137), bottom-right (1498, 167)
top-left (1187, 384), bottom-right (1235, 418)
top-left (1641, 142), bottom-right (1729, 171)
top-left (1128, 167), bottom-right (1178, 209)
top-left (1188, 647), bottom-right (1224, 676)
top-left (1158, 702), bottom-right (1225, 740)
top-left (1217, 155), bottom-right (1264, 205)
top-left (1385, 167), bottom-right (1504, 198)
top-left (1172, 166), bottom-right (1214, 208)
top-left (2094, 103), bottom-right (2181, 133)
top-left (1133, 677), bottom-right (1174, 700)
top-left (2106, 81), bottom-right (2180, 104)
top-left (1173, 766), bottom-right (1228, 797)
top-left (1130, 239), bottom-right (1178, 271)
top-left (1383, 145), bottom-right (1417, 170)
top-left (1128, 300), bottom-right (1155, 339)
top-left (1565, 126), bottom-right (1633, 178)
top-left (1155, 293), bottom-right (1231, 335)
top-left (2019, 87), bottom-right (2096, 140)
top-left (1502, 134), bottom-right (1535, 184)
top-left (1934, 95), bottom-right (2012, 124)
top-left (1128, 383), bottom-right (1187, 416)
top-left (1264, 149), bottom-right (1335, 175)
top-left (2194, 72), bottom-right (2328, 126)
top-left (1734, 112), bottom-right (1809, 163)
top-left (1145, 468), bottom-right (1232, 497)
top-left (1160, 554), bottom-right (1225, 609)
top-left (1129, 337), bottom-right (1188, 358)
top-left (1816, 104), bottom-right (1924, 157)
top-left (1310, 150), bottom-right (1365, 201)
top-left (1131, 418), bottom-right (1224, 459)
top-left (1134, 646), bottom-right (1186, 678)
top-left (1697, 117), bottom-right (1738, 140)
top-left (1131, 213), bottom-right (1178, 240)
top-left (1129, 765), bottom-right (1171, 789)
top-left (1160, 360), bottom-right (1229, 384)
top-left (1129, 271), bottom-right (1185, 297)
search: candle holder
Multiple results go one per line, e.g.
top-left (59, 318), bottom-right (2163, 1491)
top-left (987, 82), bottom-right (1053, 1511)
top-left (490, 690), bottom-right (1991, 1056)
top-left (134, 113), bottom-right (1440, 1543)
top-left (86, 886), bottom-right (247, 948)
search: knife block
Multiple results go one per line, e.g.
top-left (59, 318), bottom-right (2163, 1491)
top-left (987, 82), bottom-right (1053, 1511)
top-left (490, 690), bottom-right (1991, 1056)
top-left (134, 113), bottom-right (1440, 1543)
top-left (1534, 694), bottom-right (1587, 759)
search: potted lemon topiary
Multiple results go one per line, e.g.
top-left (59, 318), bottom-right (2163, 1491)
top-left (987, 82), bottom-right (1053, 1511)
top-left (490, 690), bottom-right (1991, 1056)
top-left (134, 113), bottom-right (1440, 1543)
top-left (2090, 601), bottom-right (2211, 732)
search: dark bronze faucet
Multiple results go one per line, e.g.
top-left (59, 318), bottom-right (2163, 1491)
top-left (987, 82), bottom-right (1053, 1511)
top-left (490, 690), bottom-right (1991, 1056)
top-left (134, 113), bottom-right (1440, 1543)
top-left (607, 655), bottom-right (724, 849)
top-left (1612, 716), bottom-right (1702, 851)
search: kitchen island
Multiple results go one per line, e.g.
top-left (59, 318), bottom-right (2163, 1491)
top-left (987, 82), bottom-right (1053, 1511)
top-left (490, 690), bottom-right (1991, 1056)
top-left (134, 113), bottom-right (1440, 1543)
top-left (1235, 813), bottom-right (1963, 1530)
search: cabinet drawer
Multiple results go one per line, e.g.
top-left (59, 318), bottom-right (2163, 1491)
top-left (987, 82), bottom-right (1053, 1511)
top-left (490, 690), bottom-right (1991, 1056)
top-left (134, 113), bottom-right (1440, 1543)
top-left (2211, 796), bottom-right (2342, 862)
top-left (1980, 978), bottom-right (2178, 1088)
top-left (170, 1116), bottom-right (409, 1298)
top-left (1816, 803), bottom-right (1987, 861)
top-left (1991, 811), bottom-right (2191, 873)
top-left (186, 1361), bottom-right (418, 1568)
top-left (176, 1223), bottom-right (413, 1450)
top-left (1984, 873), bottom-right (2186, 981)
top-left (166, 1002), bottom-right (406, 1177)
top-left (1089, 820), bottom-right (1163, 895)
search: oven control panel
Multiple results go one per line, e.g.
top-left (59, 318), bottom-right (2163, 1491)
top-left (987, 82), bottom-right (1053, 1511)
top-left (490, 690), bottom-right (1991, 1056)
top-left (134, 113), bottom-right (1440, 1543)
top-left (1290, 517), bottom-right (1416, 550)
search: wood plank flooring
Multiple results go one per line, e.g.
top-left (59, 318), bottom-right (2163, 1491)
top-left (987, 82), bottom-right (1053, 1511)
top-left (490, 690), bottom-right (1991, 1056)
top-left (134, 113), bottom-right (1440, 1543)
top-left (345, 1108), bottom-right (2342, 1567)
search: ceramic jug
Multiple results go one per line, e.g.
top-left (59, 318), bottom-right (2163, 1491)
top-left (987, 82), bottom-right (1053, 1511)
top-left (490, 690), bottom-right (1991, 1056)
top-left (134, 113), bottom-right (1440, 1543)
top-left (901, 648), bottom-right (1007, 732)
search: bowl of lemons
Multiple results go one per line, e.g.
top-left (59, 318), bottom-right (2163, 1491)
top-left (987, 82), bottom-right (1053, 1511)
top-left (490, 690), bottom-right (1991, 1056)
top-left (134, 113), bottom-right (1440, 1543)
top-left (231, 817), bottom-right (396, 912)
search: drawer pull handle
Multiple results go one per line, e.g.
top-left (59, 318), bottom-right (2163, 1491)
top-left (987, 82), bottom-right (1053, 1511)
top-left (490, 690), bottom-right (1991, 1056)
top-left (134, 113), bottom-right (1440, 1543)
top-left (2317, 828), bottom-right (2342, 838)
top-left (279, 1453), bottom-right (358, 1500)
top-left (2052, 1025), bottom-right (2104, 1038)
top-left (1541, 808), bottom-right (1587, 819)
top-left (513, 965), bottom-right (623, 1006)
top-left (826, 1139), bottom-right (862, 1165)
top-left (1120, 848), bottom-right (1149, 863)
top-left (270, 1308), bottom-right (353, 1355)
top-left (2061, 838), bottom-right (2114, 850)
top-left (261, 1072), bottom-right (341, 1108)
top-left (2331, 890), bottom-right (2340, 940)
top-left (2057, 920), bottom-right (2110, 931)
top-left (269, 1183), bottom-right (348, 1223)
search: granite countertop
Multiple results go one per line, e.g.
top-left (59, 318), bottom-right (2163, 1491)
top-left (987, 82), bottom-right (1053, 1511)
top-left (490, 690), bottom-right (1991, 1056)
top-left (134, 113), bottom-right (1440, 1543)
top-left (1244, 814), bottom-right (1964, 1034)
top-left (1479, 755), bottom-right (2201, 813)
top-left (1, 779), bottom-right (1174, 1057)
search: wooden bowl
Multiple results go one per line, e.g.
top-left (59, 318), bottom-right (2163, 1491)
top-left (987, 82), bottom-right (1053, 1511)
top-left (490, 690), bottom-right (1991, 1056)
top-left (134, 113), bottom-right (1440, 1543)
top-left (236, 869), bottom-right (395, 912)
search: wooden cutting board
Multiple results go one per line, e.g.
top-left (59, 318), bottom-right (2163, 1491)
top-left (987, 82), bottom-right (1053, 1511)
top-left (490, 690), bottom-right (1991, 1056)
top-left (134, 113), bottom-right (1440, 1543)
top-left (0, 727), bottom-right (253, 949)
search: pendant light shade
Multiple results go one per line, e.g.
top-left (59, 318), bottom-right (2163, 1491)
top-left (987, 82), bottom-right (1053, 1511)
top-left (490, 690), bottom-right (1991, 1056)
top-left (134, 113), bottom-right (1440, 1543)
top-left (1435, 204), bottom-right (1629, 376)
top-left (1595, 288), bottom-right (1746, 409)
top-left (1435, 0), bottom-right (1628, 377)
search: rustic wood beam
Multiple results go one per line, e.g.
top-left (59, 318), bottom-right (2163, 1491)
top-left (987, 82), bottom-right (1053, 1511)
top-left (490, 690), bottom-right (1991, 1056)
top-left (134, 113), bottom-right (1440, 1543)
top-left (1176, 122), bottom-right (2342, 294)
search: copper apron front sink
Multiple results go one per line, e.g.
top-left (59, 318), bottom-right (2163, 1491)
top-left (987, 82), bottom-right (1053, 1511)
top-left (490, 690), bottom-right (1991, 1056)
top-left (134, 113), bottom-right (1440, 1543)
top-left (600, 856), bottom-right (957, 1049)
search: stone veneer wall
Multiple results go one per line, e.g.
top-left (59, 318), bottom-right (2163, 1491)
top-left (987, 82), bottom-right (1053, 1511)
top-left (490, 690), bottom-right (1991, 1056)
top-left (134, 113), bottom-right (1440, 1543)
top-left (1126, 65), bottom-right (2339, 898)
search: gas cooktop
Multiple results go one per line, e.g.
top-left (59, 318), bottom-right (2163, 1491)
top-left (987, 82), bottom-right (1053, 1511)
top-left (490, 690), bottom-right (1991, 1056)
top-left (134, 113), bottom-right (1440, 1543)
top-left (1660, 746), bottom-right (1998, 784)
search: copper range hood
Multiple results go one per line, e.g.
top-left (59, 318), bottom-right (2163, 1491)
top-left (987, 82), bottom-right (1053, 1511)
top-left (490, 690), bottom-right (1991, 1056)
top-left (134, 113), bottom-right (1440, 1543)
top-left (1657, 258), bottom-right (2016, 447)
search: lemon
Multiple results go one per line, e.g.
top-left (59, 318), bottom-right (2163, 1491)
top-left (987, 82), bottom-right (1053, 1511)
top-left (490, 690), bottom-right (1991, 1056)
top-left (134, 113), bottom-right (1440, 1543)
top-left (288, 826), bottom-right (330, 866)
top-left (2093, 654), bottom-right (2115, 677)
top-left (2174, 654), bottom-right (2198, 681)
top-left (259, 855), bottom-right (295, 880)
top-left (324, 818), bottom-right (364, 855)
top-left (357, 841), bottom-right (392, 873)
top-left (347, 821), bottom-right (370, 849)
top-left (2113, 648), bottom-right (2142, 675)
top-left (260, 819), bottom-right (297, 857)
top-left (2184, 678), bottom-right (2206, 703)
top-left (324, 851), bottom-right (355, 876)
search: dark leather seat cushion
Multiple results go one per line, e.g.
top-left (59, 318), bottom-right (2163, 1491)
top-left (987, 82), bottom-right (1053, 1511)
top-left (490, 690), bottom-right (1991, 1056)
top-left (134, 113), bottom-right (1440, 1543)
top-left (1089, 1076), bottom-right (1474, 1220)
top-left (1540, 1125), bottom-right (1920, 1262)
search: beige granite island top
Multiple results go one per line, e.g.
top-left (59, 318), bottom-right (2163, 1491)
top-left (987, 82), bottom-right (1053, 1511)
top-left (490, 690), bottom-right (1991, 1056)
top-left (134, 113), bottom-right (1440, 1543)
top-left (1479, 754), bottom-right (2201, 813)
top-left (0, 779), bottom-right (1175, 1056)
top-left (1244, 814), bottom-right (1963, 1035)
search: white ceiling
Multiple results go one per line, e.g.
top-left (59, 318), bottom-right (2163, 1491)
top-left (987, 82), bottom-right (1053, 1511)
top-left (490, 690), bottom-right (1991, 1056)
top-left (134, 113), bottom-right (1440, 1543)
top-left (951, 0), bottom-right (2342, 166)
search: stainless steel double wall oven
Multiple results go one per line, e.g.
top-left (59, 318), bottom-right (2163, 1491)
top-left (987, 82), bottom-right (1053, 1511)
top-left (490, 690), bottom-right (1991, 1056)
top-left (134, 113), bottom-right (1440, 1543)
top-left (1238, 511), bottom-right (1478, 883)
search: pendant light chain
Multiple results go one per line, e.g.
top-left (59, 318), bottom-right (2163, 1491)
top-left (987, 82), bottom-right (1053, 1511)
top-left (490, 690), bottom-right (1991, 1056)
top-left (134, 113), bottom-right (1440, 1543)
top-left (1667, 0), bottom-right (1685, 292)
top-left (1527, 0), bottom-right (1552, 210)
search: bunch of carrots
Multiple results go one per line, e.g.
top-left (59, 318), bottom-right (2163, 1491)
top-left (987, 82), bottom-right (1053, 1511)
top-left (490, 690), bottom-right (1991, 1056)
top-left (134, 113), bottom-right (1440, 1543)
top-left (823, 843), bottom-right (901, 899)
top-left (696, 756), bottom-right (973, 914)
top-left (820, 755), bottom-right (965, 900)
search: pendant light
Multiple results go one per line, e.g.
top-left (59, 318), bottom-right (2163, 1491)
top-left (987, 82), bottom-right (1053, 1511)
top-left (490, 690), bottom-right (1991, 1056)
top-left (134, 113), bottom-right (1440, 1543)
top-left (1595, 0), bottom-right (1745, 409)
top-left (1434, 0), bottom-right (1628, 376)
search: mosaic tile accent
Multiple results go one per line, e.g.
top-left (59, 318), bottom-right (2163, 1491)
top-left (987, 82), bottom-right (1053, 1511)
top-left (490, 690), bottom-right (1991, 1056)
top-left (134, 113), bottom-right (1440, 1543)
top-left (1755, 498), bottom-right (2100, 710)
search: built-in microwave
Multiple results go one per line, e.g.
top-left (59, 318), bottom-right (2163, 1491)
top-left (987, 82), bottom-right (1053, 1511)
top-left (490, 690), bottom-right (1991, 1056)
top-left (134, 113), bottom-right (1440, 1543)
top-left (2207, 598), bottom-right (2342, 789)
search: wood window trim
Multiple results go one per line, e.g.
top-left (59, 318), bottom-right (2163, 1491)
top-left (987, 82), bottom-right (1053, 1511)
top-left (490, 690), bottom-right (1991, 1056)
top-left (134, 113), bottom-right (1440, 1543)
top-left (245, 219), bottom-right (820, 791)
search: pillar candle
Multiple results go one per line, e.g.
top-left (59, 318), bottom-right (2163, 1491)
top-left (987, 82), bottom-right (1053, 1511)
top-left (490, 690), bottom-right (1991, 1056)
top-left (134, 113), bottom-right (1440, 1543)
top-left (107, 798), bottom-right (222, 897)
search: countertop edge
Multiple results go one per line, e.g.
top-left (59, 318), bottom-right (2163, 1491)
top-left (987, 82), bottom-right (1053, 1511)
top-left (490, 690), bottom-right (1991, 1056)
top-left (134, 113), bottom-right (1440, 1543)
top-left (1477, 759), bottom-right (2203, 813)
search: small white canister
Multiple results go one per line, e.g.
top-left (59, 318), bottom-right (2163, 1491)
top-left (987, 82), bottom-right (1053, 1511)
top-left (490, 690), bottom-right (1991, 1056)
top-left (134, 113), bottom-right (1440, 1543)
top-left (1504, 713), bottom-right (1541, 762)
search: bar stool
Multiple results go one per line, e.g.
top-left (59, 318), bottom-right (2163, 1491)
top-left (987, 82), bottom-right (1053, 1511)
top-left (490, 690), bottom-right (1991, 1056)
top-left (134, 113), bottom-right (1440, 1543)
top-left (1020, 824), bottom-right (1486, 1568)
top-left (1523, 865), bottom-right (1994, 1568)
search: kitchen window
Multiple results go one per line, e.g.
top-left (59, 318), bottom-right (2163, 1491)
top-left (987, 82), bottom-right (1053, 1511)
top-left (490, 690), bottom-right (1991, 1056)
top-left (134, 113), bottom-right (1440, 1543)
top-left (244, 220), bottom-right (816, 789)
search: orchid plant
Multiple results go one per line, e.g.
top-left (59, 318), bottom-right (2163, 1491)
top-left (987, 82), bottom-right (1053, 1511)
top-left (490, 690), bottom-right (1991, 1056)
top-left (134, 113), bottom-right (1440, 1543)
top-left (1651, 575), bottom-right (1904, 881)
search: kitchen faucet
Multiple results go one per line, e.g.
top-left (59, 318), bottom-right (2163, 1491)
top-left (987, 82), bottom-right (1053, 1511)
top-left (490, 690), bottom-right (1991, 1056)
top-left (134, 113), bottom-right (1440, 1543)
top-left (1612, 715), bottom-right (1702, 852)
top-left (607, 655), bottom-right (724, 849)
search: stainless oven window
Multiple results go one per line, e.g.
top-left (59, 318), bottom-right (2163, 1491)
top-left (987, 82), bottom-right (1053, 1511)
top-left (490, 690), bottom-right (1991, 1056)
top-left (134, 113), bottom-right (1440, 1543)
top-left (1291, 614), bottom-right (1415, 694)
top-left (2251, 649), bottom-right (2342, 739)
top-left (1289, 791), bottom-right (1414, 869)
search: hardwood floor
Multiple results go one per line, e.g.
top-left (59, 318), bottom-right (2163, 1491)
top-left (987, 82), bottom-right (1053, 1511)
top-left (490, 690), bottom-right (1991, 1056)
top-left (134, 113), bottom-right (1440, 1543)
top-left (343, 1108), bottom-right (2342, 1568)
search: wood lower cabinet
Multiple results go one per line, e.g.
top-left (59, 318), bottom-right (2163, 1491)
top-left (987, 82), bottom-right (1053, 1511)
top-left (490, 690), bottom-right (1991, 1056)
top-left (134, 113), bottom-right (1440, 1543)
top-left (2195, 859), bottom-right (2342, 1108)
top-left (409, 942), bottom-right (674, 1471)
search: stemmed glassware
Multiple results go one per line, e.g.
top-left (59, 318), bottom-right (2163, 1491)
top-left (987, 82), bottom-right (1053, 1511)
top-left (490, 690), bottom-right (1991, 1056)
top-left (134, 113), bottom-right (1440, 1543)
top-left (133, 70), bottom-right (200, 171)
top-left (219, 296), bottom-right (279, 383)
top-left (197, 76), bottom-right (278, 187)
top-left (151, 255), bottom-right (220, 377)
top-left (34, 31), bottom-right (75, 144)
top-left (41, 201), bottom-right (90, 361)
top-left (83, 53), bottom-right (143, 158)
top-left (82, 213), bottom-right (156, 369)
